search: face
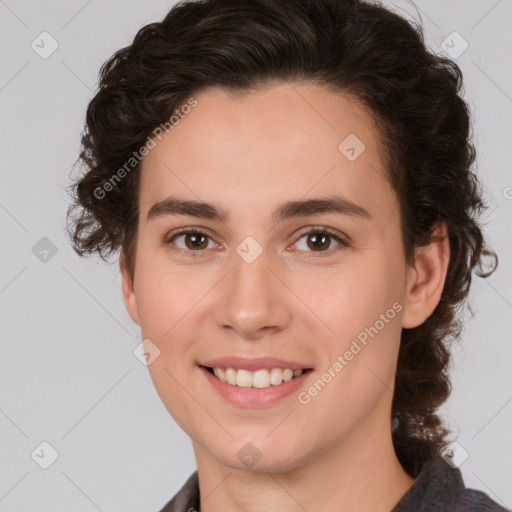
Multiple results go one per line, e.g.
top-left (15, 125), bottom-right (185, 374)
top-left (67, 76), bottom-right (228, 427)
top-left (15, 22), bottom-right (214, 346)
top-left (121, 83), bottom-right (430, 472)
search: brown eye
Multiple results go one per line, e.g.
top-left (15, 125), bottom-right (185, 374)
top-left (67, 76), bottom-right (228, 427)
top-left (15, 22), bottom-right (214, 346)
top-left (168, 230), bottom-right (216, 251)
top-left (293, 229), bottom-right (349, 253)
top-left (306, 233), bottom-right (332, 251)
top-left (183, 232), bottom-right (209, 250)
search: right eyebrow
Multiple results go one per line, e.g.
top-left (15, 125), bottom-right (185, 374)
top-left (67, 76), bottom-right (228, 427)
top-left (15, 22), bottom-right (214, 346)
top-left (147, 197), bottom-right (230, 223)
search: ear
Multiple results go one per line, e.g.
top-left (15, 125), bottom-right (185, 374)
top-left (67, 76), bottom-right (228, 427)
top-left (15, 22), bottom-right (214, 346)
top-left (401, 222), bottom-right (450, 329)
top-left (120, 255), bottom-right (141, 325)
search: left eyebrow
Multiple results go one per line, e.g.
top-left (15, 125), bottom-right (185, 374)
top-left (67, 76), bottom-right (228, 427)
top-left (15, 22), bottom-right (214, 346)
top-left (146, 194), bottom-right (372, 224)
top-left (272, 195), bottom-right (371, 223)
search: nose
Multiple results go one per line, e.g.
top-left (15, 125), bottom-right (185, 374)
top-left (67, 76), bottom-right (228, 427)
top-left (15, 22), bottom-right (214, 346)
top-left (212, 246), bottom-right (292, 340)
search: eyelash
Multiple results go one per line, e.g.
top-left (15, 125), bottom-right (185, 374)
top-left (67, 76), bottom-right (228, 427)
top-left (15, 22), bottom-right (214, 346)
top-left (163, 226), bottom-right (350, 257)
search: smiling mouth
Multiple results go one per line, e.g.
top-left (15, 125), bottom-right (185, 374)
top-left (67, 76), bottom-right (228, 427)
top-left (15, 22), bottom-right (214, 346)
top-left (201, 365), bottom-right (313, 389)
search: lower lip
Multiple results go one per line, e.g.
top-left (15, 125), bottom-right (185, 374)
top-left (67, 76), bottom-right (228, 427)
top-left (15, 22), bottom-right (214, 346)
top-left (200, 366), bottom-right (311, 407)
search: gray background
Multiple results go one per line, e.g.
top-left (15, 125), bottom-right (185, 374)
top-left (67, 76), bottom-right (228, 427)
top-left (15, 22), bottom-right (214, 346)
top-left (1, 0), bottom-right (511, 510)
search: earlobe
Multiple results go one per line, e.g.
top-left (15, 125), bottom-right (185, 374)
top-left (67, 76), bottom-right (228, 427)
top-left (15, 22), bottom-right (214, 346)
top-left (401, 223), bottom-right (450, 329)
top-left (120, 255), bottom-right (141, 326)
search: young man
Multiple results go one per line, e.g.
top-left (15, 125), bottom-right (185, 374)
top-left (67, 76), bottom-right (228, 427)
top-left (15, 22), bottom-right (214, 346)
top-left (66, 0), bottom-right (506, 510)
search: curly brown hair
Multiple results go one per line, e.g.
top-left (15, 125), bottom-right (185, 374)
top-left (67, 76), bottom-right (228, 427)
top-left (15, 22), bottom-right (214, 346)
top-left (66, 0), bottom-right (498, 477)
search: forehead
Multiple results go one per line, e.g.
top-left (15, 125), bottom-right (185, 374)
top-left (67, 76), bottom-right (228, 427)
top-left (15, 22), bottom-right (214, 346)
top-left (138, 83), bottom-right (396, 224)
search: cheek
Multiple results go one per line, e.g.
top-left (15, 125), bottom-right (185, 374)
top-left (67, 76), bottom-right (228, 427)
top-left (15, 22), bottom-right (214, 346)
top-left (134, 259), bottom-right (206, 432)
top-left (145, 355), bottom-right (203, 440)
top-left (296, 272), bottom-right (403, 436)
top-left (291, 252), bottom-right (405, 406)
top-left (133, 250), bottom-right (210, 337)
top-left (291, 256), bottom-right (403, 341)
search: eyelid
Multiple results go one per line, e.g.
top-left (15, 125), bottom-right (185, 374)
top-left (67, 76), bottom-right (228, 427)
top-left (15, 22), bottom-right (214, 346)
top-left (163, 225), bottom-right (350, 255)
top-left (163, 226), bottom-right (222, 250)
top-left (289, 226), bottom-right (350, 256)
top-left (293, 225), bottom-right (350, 245)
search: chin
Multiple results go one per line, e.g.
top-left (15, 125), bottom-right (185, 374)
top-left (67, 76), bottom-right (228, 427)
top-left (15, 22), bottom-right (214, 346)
top-left (210, 440), bottom-right (308, 474)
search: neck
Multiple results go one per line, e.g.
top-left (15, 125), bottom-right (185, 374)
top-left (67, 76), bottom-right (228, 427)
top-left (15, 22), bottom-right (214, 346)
top-left (193, 412), bottom-right (415, 512)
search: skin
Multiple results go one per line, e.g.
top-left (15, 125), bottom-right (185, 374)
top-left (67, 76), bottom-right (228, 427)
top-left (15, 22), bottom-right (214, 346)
top-left (120, 83), bottom-right (450, 512)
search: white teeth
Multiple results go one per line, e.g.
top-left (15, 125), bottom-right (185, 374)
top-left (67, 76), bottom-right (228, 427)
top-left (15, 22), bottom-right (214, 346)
top-left (236, 369), bottom-right (253, 387)
top-left (213, 367), bottom-right (227, 382)
top-left (225, 367), bottom-right (237, 385)
top-left (210, 367), bottom-right (305, 388)
top-left (282, 369), bottom-right (294, 382)
top-left (270, 368), bottom-right (283, 386)
top-left (253, 369), bottom-right (270, 388)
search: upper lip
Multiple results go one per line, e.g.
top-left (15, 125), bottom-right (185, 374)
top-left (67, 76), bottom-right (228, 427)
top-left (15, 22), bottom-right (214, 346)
top-left (200, 356), bottom-right (312, 371)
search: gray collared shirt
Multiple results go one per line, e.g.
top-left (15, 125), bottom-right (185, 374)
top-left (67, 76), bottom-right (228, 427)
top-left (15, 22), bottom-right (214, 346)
top-left (158, 455), bottom-right (509, 511)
